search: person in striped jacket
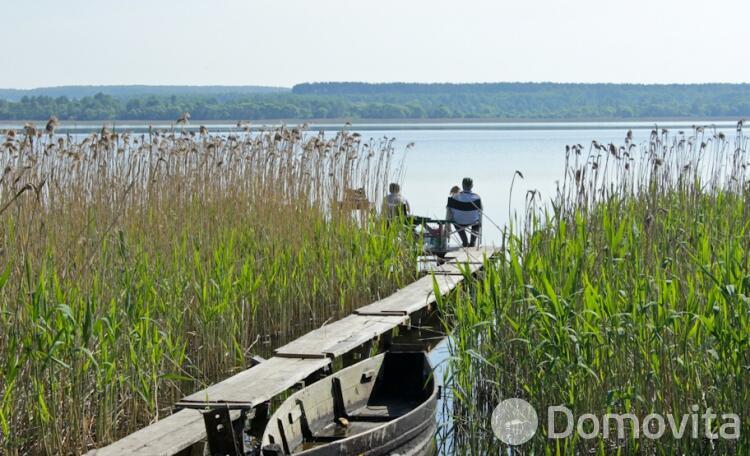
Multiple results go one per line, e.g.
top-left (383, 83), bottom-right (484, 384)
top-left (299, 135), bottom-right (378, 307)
top-left (446, 177), bottom-right (482, 247)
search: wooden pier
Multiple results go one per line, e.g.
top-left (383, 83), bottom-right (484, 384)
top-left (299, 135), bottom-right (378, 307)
top-left (87, 247), bottom-right (497, 456)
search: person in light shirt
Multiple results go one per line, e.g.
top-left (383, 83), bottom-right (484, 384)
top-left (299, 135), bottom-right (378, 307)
top-left (446, 177), bottom-right (482, 247)
top-left (383, 182), bottom-right (410, 219)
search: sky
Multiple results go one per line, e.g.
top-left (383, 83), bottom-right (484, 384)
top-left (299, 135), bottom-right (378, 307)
top-left (2, 0), bottom-right (749, 89)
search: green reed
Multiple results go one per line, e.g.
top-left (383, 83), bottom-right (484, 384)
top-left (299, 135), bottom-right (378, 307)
top-left (443, 124), bottom-right (750, 454)
top-left (0, 124), bottom-right (417, 455)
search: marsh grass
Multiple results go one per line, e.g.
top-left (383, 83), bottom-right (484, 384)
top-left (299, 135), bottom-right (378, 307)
top-left (0, 124), bottom-right (416, 455)
top-left (443, 124), bottom-right (750, 454)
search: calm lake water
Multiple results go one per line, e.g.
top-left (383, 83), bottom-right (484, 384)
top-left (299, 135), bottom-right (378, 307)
top-left (348, 121), bottom-right (740, 244)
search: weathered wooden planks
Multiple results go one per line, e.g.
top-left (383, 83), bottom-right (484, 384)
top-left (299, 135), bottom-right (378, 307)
top-left (445, 245), bottom-right (497, 265)
top-left (274, 314), bottom-right (408, 358)
top-left (177, 357), bottom-right (331, 408)
top-left (435, 256), bottom-right (488, 275)
top-left (355, 247), bottom-right (496, 315)
top-left (354, 274), bottom-right (460, 316)
top-left (85, 408), bottom-right (224, 456)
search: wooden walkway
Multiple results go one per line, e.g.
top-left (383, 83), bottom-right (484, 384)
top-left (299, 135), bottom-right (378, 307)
top-left (87, 246), bottom-right (496, 456)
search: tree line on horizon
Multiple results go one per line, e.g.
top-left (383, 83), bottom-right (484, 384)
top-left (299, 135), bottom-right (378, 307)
top-left (1, 83), bottom-right (750, 121)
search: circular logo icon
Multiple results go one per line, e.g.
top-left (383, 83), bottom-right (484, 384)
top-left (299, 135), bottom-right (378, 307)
top-left (491, 398), bottom-right (538, 445)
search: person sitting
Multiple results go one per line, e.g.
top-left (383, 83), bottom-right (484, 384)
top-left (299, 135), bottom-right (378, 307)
top-left (383, 182), bottom-right (410, 219)
top-left (446, 177), bottom-right (482, 247)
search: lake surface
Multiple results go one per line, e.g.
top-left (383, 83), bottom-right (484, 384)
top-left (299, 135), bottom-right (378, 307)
top-left (346, 121), bottom-right (739, 244)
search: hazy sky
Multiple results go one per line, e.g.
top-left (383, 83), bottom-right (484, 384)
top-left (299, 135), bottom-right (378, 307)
top-left (3, 0), bottom-right (749, 88)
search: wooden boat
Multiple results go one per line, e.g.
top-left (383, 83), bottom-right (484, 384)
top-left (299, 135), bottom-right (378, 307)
top-left (260, 351), bottom-right (438, 455)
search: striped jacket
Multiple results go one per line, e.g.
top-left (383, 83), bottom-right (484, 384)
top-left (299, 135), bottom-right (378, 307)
top-left (447, 191), bottom-right (482, 225)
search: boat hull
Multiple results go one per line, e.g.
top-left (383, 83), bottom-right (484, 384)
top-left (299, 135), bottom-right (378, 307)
top-left (261, 351), bottom-right (437, 456)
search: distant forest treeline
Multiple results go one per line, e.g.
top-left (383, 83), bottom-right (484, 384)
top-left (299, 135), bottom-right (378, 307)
top-left (0, 85), bottom-right (287, 102)
top-left (2, 83), bottom-right (750, 121)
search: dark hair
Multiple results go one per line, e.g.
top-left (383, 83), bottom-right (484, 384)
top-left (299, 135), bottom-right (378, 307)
top-left (389, 182), bottom-right (400, 193)
top-left (462, 177), bottom-right (473, 191)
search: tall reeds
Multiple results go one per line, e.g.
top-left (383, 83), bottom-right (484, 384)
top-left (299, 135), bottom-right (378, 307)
top-left (0, 124), bottom-right (415, 455)
top-left (443, 124), bottom-right (750, 454)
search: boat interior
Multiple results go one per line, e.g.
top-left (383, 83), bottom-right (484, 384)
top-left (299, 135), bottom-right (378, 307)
top-left (261, 351), bottom-right (434, 454)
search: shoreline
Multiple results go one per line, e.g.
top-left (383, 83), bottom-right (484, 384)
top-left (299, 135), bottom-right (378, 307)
top-left (0, 117), bottom-right (744, 133)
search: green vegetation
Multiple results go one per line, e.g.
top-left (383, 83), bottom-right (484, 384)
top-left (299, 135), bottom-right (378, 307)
top-left (443, 125), bottom-right (750, 453)
top-left (0, 85), bottom-right (288, 102)
top-left (2, 83), bottom-right (750, 121)
top-left (0, 125), bottom-right (415, 455)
